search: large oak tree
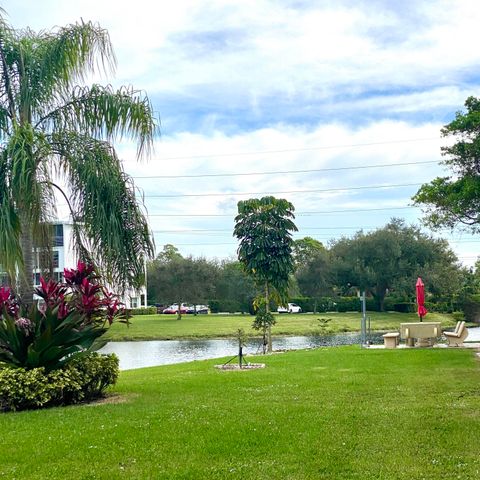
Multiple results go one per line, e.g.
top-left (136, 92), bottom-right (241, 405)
top-left (330, 219), bottom-right (460, 311)
top-left (413, 96), bottom-right (480, 233)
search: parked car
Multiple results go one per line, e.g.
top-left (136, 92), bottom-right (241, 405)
top-left (277, 303), bottom-right (302, 314)
top-left (186, 305), bottom-right (209, 314)
top-left (162, 303), bottom-right (189, 314)
top-left (154, 303), bottom-right (167, 314)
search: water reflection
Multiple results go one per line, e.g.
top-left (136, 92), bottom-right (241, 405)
top-left (99, 332), bottom-right (385, 371)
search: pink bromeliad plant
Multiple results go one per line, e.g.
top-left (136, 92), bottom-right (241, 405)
top-left (0, 262), bottom-right (127, 372)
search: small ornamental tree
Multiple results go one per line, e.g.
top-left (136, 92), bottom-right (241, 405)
top-left (234, 196), bottom-right (297, 352)
top-left (0, 261), bottom-right (126, 372)
top-left (413, 96), bottom-right (480, 233)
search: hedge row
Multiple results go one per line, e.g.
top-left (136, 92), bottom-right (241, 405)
top-left (188, 296), bottom-right (477, 317)
top-left (0, 353), bottom-right (119, 412)
top-left (128, 307), bottom-right (157, 315)
top-left (458, 294), bottom-right (480, 322)
top-left (209, 299), bottom-right (255, 314)
top-left (289, 297), bottom-right (422, 313)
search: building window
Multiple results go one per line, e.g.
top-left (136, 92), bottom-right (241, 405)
top-left (53, 250), bottom-right (59, 268)
top-left (131, 297), bottom-right (138, 309)
top-left (54, 271), bottom-right (64, 283)
top-left (140, 294), bottom-right (146, 307)
top-left (33, 272), bottom-right (41, 286)
top-left (53, 224), bottom-right (64, 247)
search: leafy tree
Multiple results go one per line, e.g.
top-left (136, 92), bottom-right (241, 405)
top-left (233, 196), bottom-right (297, 351)
top-left (295, 247), bottom-right (332, 312)
top-left (474, 258), bottom-right (480, 289)
top-left (147, 254), bottom-right (218, 319)
top-left (214, 260), bottom-right (257, 313)
top-left (0, 15), bottom-right (158, 306)
top-left (330, 219), bottom-right (461, 311)
top-left (156, 244), bottom-right (182, 263)
top-left (413, 96), bottom-right (480, 233)
top-left (292, 237), bottom-right (326, 268)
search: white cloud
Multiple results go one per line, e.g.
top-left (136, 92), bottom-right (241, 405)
top-left (119, 119), bottom-right (462, 257)
top-left (4, 0), bottom-right (478, 265)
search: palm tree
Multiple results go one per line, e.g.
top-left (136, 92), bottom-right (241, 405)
top-left (0, 14), bottom-right (158, 305)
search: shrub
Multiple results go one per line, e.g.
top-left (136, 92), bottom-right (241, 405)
top-left (0, 352), bottom-right (119, 412)
top-left (208, 299), bottom-right (254, 314)
top-left (218, 300), bottom-right (242, 313)
top-left (0, 262), bottom-right (127, 372)
top-left (458, 294), bottom-right (480, 323)
top-left (288, 297), bottom-right (313, 312)
top-left (208, 300), bottom-right (220, 314)
top-left (425, 301), bottom-right (452, 313)
top-left (335, 297), bottom-right (361, 312)
top-left (365, 298), bottom-right (378, 311)
top-left (382, 297), bottom-right (397, 311)
top-left (393, 302), bottom-right (416, 313)
top-left (128, 307), bottom-right (157, 315)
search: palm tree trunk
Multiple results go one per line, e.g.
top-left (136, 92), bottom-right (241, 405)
top-left (19, 218), bottom-right (34, 308)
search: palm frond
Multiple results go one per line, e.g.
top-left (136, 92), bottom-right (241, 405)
top-left (21, 21), bottom-right (115, 114)
top-left (0, 105), bottom-right (11, 139)
top-left (50, 132), bottom-right (155, 291)
top-left (0, 18), bottom-right (18, 126)
top-left (0, 148), bottom-right (22, 278)
top-left (7, 125), bottom-right (54, 223)
top-left (38, 84), bottom-right (158, 157)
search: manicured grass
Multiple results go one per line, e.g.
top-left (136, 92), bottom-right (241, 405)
top-left (104, 311), bottom-right (456, 341)
top-left (1, 347), bottom-right (479, 479)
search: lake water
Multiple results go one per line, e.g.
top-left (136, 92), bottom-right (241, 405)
top-left (99, 332), bottom-right (386, 370)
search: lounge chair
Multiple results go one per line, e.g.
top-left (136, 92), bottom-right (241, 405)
top-left (444, 321), bottom-right (468, 347)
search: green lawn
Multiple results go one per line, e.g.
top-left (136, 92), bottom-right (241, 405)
top-left (1, 347), bottom-right (479, 479)
top-left (104, 311), bottom-right (457, 341)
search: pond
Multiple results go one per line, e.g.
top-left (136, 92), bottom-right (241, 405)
top-left (99, 332), bottom-right (386, 370)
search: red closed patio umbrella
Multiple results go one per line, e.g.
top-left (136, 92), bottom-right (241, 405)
top-left (416, 277), bottom-right (428, 322)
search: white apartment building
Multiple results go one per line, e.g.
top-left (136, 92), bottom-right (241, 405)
top-left (31, 220), bottom-right (147, 309)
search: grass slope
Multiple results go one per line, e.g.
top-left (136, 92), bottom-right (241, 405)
top-left (1, 347), bottom-right (479, 479)
top-left (105, 312), bottom-right (456, 341)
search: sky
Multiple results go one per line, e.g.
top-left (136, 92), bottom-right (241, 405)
top-left (4, 0), bottom-right (480, 267)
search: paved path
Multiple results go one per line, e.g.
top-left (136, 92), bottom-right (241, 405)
top-left (467, 326), bottom-right (480, 342)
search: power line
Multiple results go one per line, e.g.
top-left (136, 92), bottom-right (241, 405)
top-left (152, 229), bottom-right (480, 242)
top-left (159, 241), bottom-right (480, 248)
top-left (147, 206), bottom-right (419, 217)
top-left (148, 137), bottom-right (440, 161)
top-left (152, 225), bottom-right (379, 233)
top-left (144, 182), bottom-right (423, 198)
top-left (133, 159), bottom-right (440, 179)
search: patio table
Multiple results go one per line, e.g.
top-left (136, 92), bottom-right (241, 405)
top-left (400, 322), bottom-right (441, 347)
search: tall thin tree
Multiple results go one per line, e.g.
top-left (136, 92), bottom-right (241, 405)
top-left (234, 196), bottom-right (297, 352)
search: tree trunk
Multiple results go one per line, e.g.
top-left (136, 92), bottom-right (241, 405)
top-left (374, 286), bottom-right (387, 312)
top-left (19, 218), bottom-right (34, 309)
top-left (177, 299), bottom-right (182, 320)
top-left (266, 282), bottom-right (272, 353)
